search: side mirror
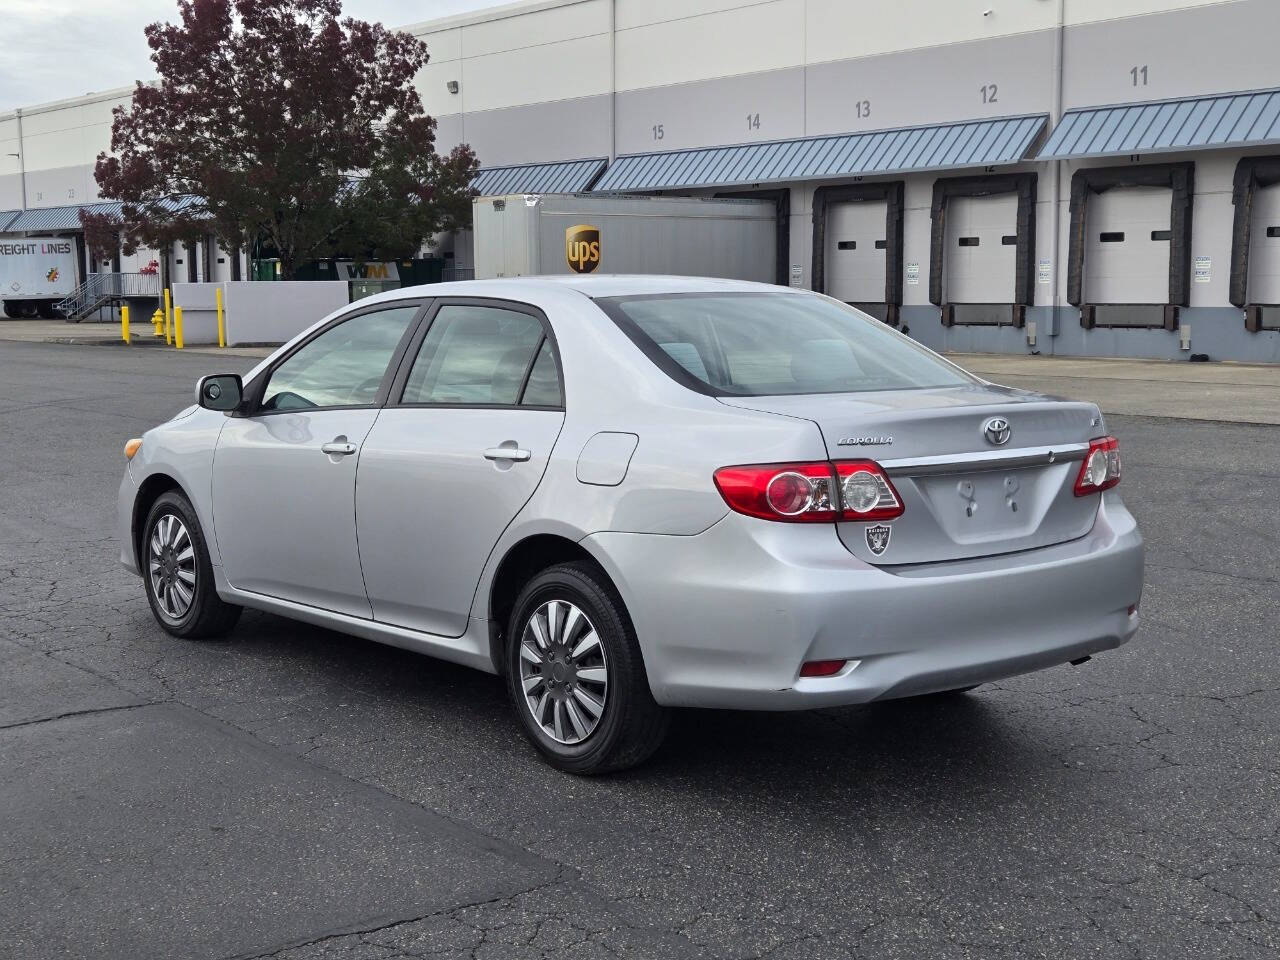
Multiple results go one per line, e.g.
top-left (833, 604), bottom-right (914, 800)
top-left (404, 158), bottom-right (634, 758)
top-left (196, 374), bottom-right (243, 412)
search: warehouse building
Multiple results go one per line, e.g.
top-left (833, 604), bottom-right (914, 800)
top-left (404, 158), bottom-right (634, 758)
top-left (3, 0), bottom-right (1280, 361)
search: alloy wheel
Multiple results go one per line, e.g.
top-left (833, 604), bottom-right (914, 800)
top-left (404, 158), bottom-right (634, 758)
top-left (517, 599), bottom-right (609, 745)
top-left (148, 513), bottom-right (197, 621)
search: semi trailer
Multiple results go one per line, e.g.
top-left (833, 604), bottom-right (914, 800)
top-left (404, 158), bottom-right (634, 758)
top-left (0, 236), bottom-right (79, 318)
top-left (472, 194), bottom-right (780, 283)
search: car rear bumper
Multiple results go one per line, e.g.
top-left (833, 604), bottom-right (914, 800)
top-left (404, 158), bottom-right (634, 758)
top-left (584, 492), bottom-right (1143, 710)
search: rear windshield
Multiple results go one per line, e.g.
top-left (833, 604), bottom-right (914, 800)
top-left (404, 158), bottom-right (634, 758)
top-left (596, 292), bottom-right (976, 397)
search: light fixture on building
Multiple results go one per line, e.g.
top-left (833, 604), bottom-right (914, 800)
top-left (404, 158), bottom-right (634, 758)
top-left (446, 80), bottom-right (459, 94)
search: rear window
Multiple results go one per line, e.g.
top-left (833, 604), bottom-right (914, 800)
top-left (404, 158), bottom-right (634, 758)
top-left (596, 292), bottom-right (976, 397)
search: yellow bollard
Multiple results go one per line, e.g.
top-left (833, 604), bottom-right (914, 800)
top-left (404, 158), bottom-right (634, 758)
top-left (164, 288), bottom-right (173, 345)
top-left (121, 304), bottom-right (131, 344)
top-left (215, 286), bottom-right (226, 348)
top-left (152, 308), bottom-right (164, 337)
top-left (174, 306), bottom-right (185, 350)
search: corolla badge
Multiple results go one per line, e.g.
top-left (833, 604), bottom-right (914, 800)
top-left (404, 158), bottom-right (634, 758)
top-left (837, 435), bottom-right (893, 447)
top-left (865, 524), bottom-right (892, 556)
top-left (982, 416), bottom-right (1011, 446)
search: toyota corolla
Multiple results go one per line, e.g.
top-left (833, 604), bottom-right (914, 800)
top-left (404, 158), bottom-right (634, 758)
top-left (118, 277), bottom-right (1143, 773)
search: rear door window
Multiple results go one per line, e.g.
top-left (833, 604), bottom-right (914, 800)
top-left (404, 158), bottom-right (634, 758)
top-left (400, 303), bottom-right (560, 407)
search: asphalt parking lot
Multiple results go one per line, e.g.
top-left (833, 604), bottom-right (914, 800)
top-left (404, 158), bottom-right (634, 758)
top-left (1, 340), bottom-right (1277, 960)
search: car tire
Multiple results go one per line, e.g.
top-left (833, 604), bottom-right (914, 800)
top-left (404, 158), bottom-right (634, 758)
top-left (142, 490), bottom-right (241, 639)
top-left (506, 561), bottom-right (669, 774)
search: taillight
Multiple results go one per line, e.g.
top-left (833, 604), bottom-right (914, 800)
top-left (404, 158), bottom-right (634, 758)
top-left (713, 462), bottom-right (838, 522)
top-left (833, 461), bottom-right (904, 521)
top-left (1074, 436), bottom-right (1122, 496)
top-left (713, 460), bottom-right (904, 523)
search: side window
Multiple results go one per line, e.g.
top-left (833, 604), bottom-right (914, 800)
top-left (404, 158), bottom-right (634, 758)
top-left (261, 306), bottom-right (418, 411)
top-left (521, 339), bottom-right (563, 407)
top-left (401, 304), bottom-right (546, 406)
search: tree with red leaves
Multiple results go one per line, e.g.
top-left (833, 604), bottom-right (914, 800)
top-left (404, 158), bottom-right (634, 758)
top-left (86, 0), bottom-right (478, 279)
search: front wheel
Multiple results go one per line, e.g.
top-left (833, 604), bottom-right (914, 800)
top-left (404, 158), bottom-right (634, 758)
top-left (142, 491), bottom-right (241, 639)
top-left (506, 562), bottom-right (669, 774)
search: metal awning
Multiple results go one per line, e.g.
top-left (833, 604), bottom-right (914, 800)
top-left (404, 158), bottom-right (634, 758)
top-left (7, 201), bottom-right (123, 232)
top-left (593, 115), bottom-right (1047, 193)
top-left (471, 157), bottom-right (607, 196)
top-left (1038, 88), bottom-right (1280, 160)
top-left (0, 210), bottom-right (20, 231)
top-left (4, 196), bottom-right (207, 233)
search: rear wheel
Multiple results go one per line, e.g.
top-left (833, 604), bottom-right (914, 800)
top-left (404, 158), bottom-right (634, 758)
top-left (506, 562), bottom-right (669, 774)
top-left (142, 491), bottom-right (241, 639)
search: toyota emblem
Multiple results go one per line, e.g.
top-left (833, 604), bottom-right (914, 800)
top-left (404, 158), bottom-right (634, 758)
top-left (983, 416), bottom-right (1011, 446)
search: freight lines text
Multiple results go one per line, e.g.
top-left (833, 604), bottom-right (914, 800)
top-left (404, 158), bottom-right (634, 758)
top-left (0, 241), bottom-right (74, 256)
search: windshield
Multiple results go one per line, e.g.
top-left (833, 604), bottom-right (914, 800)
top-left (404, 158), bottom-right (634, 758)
top-left (596, 292), bottom-right (977, 397)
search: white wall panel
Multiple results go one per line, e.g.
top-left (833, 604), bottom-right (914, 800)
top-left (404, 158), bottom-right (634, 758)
top-left (416, 60), bottom-right (466, 117)
top-left (615, 0), bottom-right (803, 90)
top-left (463, 33), bottom-right (611, 111)
top-left (1065, 0), bottom-right (1245, 26)
top-left (417, 27), bottom-right (462, 63)
top-left (461, 0), bottom-right (607, 58)
top-left (616, 0), bottom-right (760, 30)
top-left (806, 0), bottom-right (1057, 67)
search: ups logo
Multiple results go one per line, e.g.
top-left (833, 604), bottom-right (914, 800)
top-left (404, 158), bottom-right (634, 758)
top-left (565, 224), bottom-right (601, 274)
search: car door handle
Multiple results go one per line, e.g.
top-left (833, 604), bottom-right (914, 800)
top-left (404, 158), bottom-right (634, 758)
top-left (484, 445), bottom-right (531, 462)
top-left (321, 441), bottom-right (358, 457)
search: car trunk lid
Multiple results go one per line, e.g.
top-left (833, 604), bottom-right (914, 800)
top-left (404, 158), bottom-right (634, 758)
top-left (718, 384), bottom-right (1104, 565)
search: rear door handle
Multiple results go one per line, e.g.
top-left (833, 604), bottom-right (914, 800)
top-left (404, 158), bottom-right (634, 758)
top-left (484, 445), bottom-right (531, 462)
top-left (321, 441), bottom-right (358, 457)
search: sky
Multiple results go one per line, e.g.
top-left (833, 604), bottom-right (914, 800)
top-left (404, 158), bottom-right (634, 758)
top-left (0, 0), bottom-right (501, 112)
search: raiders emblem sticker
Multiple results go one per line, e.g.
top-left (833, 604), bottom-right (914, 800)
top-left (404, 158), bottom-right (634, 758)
top-left (865, 523), bottom-right (892, 556)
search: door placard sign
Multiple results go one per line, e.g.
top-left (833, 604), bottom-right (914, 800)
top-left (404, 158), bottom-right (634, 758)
top-left (1194, 256), bottom-right (1211, 283)
top-left (1038, 257), bottom-right (1051, 284)
top-left (906, 262), bottom-right (920, 285)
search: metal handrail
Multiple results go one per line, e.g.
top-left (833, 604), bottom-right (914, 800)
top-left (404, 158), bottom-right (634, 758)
top-left (56, 272), bottom-right (162, 320)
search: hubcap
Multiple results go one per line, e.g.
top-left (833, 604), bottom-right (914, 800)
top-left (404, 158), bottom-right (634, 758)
top-left (518, 600), bottom-right (608, 745)
top-left (147, 513), bottom-right (196, 621)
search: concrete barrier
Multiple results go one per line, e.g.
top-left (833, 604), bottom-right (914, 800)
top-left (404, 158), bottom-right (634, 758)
top-left (172, 281), bottom-right (349, 346)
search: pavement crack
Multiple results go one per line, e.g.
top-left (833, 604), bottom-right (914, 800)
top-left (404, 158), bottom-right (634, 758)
top-left (0, 700), bottom-right (157, 733)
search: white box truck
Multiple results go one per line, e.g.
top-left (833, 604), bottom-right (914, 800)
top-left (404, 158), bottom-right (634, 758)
top-left (472, 194), bottom-right (780, 283)
top-left (1, 236), bottom-right (79, 318)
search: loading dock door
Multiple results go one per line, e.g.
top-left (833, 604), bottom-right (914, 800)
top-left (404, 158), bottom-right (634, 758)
top-left (1084, 185), bottom-right (1171, 306)
top-left (825, 200), bottom-right (888, 318)
top-left (945, 195), bottom-right (1018, 303)
top-left (1247, 181), bottom-right (1280, 305)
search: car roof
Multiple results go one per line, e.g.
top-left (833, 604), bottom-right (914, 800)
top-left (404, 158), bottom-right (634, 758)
top-left (381, 274), bottom-right (800, 303)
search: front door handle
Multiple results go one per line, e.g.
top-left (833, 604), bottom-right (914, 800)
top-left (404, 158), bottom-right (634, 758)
top-left (484, 445), bottom-right (531, 462)
top-left (321, 440), bottom-right (358, 457)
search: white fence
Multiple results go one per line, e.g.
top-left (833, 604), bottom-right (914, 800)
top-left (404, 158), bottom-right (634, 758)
top-left (171, 281), bottom-right (348, 346)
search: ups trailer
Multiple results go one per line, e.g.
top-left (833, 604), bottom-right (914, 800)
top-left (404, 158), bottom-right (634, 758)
top-left (472, 194), bottom-right (781, 283)
top-left (0, 236), bottom-right (79, 317)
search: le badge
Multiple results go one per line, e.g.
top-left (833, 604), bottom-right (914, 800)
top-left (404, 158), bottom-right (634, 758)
top-left (565, 224), bottom-right (601, 274)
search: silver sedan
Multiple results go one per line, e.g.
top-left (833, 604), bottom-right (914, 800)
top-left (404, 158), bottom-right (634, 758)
top-left (118, 277), bottom-right (1143, 773)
